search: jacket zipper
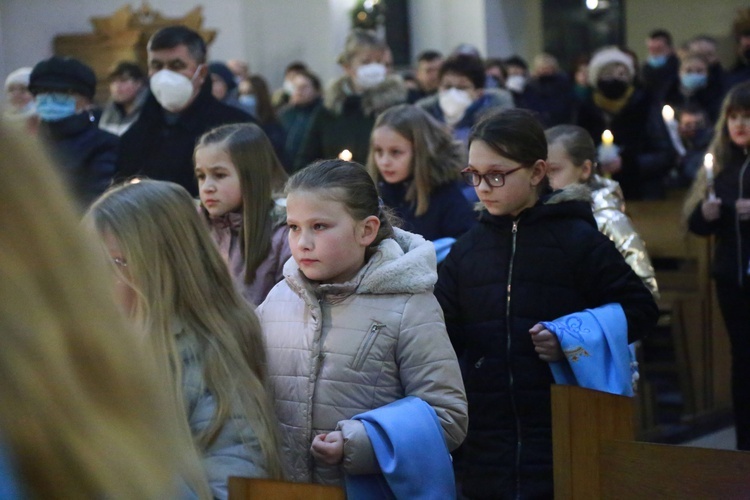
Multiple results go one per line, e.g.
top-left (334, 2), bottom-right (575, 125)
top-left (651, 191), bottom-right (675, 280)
top-left (735, 151), bottom-right (750, 287)
top-left (507, 219), bottom-right (523, 499)
top-left (352, 323), bottom-right (385, 370)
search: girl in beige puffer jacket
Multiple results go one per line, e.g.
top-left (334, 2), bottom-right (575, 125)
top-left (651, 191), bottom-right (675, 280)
top-left (257, 159), bottom-right (468, 487)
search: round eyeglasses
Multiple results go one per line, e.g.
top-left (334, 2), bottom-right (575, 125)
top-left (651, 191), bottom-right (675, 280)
top-left (461, 165), bottom-right (525, 188)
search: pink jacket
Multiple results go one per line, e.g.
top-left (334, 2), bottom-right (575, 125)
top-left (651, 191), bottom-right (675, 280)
top-left (204, 205), bottom-right (292, 305)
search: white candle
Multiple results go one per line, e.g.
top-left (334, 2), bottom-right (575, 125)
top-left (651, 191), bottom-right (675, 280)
top-left (704, 153), bottom-right (714, 183)
top-left (662, 105), bottom-right (674, 122)
top-left (338, 149), bottom-right (353, 161)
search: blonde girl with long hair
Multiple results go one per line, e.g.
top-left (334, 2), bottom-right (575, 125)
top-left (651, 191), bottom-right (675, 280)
top-left (683, 80), bottom-right (750, 450)
top-left (0, 122), bottom-right (207, 498)
top-left (366, 104), bottom-right (476, 242)
top-left (195, 123), bottom-right (291, 305)
top-left (86, 179), bottom-right (283, 499)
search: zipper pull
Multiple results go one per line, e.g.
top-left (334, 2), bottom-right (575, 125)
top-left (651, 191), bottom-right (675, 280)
top-left (512, 220), bottom-right (518, 233)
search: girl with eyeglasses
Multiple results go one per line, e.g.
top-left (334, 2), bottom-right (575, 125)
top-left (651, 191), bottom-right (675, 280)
top-left (435, 108), bottom-right (658, 499)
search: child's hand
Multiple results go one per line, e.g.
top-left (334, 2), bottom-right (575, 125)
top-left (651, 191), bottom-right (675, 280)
top-left (529, 323), bottom-right (564, 362)
top-left (311, 431), bottom-right (344, 465)
top-left (702, 197), bottom-right (722, 221)
top-left (599, 155), bottom-right (622, 175)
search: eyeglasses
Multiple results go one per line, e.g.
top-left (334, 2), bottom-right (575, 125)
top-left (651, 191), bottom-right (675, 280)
top-left (461, 166), bottom-right (525, 188)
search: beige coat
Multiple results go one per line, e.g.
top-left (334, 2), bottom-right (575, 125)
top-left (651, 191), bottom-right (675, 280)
top-left (257, 228), bottom-right (467, 485)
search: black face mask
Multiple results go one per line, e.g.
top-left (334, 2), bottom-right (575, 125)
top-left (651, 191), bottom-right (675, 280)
top-left (597, 79), bottom-right (629, 99)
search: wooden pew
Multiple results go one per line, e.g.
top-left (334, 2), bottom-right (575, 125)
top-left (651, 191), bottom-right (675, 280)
top-left (625, 194), bottom-right (731, 432)
top-left (553, 385), bottom-right (750, 498)
top-left (228, 477), bottom-right (345, 500)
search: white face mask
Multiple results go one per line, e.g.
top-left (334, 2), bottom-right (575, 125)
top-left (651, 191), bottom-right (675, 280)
top-left (355, 63), bottom-right (387, 89)
top-left (282, 79), bottom-right (295, 95)
top-left (438, 88), bottom-right (473, 123)
top-left (150, 66), bottom-right (201, 112)
top-left (505, 74), bottom-right (527, 93)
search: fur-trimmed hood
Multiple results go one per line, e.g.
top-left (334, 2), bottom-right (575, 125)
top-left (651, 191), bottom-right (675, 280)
top-left (283, 227), bottom-right (436, 300)
top-left (323, 75), bottom-right (407, 116)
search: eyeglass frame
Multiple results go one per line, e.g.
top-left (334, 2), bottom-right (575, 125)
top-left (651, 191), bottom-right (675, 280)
top-left (460, 165), bottom-right (526, 188)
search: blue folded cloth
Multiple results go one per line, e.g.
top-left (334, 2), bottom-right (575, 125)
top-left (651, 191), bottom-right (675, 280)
top-left (432, 238), bottom-right (456, 264)
top-left (542, 303), bottom-right (635, 397)
top-left (345, 397), bottom-right (455, 500)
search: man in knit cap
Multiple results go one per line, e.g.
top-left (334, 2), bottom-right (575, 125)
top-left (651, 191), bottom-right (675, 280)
top-left (29, 55), bottom-right (117, 207)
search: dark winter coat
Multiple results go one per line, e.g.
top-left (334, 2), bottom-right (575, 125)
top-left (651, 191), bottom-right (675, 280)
top-left (662, 78), bottom-right (724, 123)
top-left (435, 186), bottom-right (658, 500)
top-left (294, 76), bottom-right (407, 171)
top-left (516, 74), bottom-right (576, 128)
top-left (280, 97), bottom-right (322, 172)
top-left (576, 87), bottom-right (675, 199)
top-left (378, 180), bottom-right (477, 241)
top-left (641, 54), bottom-right (679, 99)
top-left (38, 111), bottom-right (118, 207)
top-left (688, 144), bottom-right (750, 289)
top-left (116, 78), bottom-right (254, 196)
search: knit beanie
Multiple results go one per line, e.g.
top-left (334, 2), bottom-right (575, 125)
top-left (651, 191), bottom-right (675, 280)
top-left (587, 46), bottom-right (635, 85)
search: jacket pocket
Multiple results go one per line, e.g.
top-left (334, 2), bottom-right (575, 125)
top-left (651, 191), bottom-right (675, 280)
top-left (351, 322), bottom-right (386, 371)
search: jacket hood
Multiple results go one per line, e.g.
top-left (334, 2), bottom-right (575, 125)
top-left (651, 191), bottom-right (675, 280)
top-left (324, 75), bottom-right (407, 116)
top-left (283, 227), bottom-right (436, 300)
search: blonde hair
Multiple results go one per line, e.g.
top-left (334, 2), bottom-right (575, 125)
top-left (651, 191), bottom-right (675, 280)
top-left (86, 180), bottom-right (283, 480)
top-left (196, 123), bottom-right (288, 283)
top-left (367, 104), bottom-right (463, 216)
top-left (0, 122), bottom-right (207, 498)
top-left (683, 81), bottom-right (750, 223)
top-left (337, 28), bottom-right (387, 66)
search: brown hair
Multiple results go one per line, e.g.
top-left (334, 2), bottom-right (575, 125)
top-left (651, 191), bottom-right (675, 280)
top-left (286, 159), bottom-right (396, 250)
top-left (470, 108), bottom-right (551, 194)
top-left (367, 104), bottom-right (463, 216)
top-left (196, 123), bottom-right (288, 283)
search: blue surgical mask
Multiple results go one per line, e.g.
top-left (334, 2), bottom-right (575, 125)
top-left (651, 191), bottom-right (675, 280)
top-left (35, 93), bottom-right (77, 122)
top-left (647, 55), bottom-right (668, 68)
top-left (680, 73), bottom-right (707, 91)
top-left (238, 94), bottom-right (257, 116)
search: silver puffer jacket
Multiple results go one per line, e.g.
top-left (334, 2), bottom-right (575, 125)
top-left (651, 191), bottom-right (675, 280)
top-left (590, 174), bottom-right (660, 298)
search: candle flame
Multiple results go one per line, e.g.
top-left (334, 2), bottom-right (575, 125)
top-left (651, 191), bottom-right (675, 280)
top-left (338, 149), bottom-right (353, 161)
top-left (662, 105), bottom-right (674, 122)
top-left (704, 153), bottom-right (713, 170)
top-left (601, 130), bottom-right (614, 146)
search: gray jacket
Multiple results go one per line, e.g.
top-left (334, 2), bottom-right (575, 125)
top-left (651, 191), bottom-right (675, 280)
top-left (178, 329), bottom-right (269, 499)
top-left (257, 228), bottom-right (467, 485)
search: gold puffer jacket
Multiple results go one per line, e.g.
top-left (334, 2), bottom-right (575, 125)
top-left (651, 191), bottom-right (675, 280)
top-left (590, 174), bottom-right (660, 299)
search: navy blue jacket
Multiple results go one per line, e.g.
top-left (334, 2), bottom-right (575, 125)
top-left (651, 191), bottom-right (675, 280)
top-left (38, 111), bottom-right (118, 208)
top-left (117, 78), bottom-right (253, 196)
top-left (378, 180), bottom-right (477, 241)
top-left (435, 188), bottom-right (658, 499)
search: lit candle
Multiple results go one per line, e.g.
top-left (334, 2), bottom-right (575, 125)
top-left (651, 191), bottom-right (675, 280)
top-left (704, 153), bottom-right (717, 201)
top-left (338, 149), bottom-right (353, 161)
top-left (598, 129), bottom-right (618, 168)
top-left (662, 105), bottom-right (674, 122)
top-left (704, 153), bottom-right (714, 182)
